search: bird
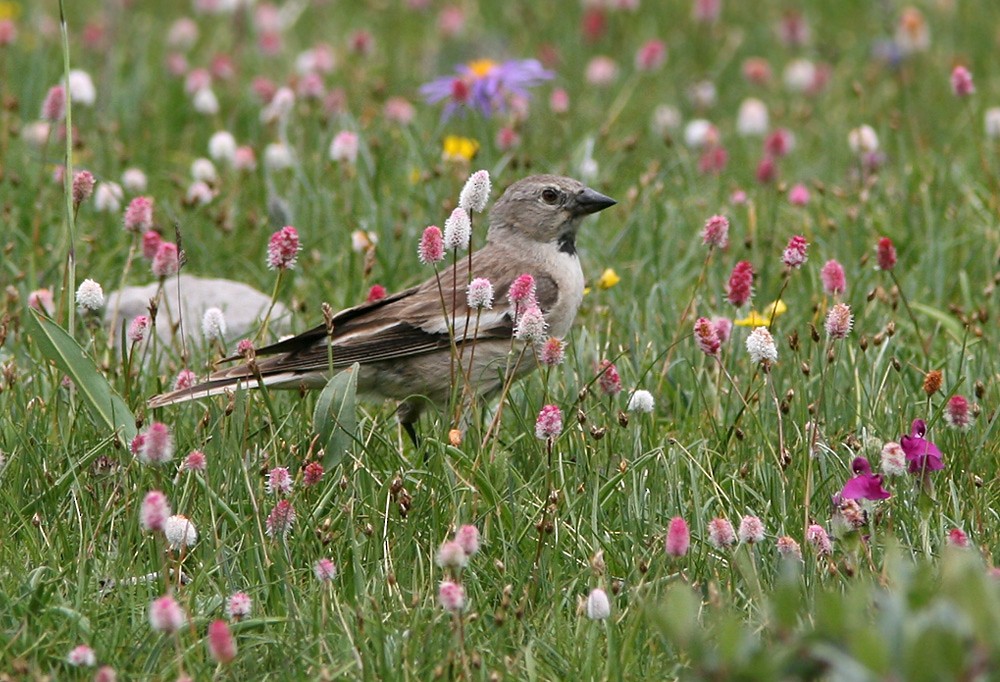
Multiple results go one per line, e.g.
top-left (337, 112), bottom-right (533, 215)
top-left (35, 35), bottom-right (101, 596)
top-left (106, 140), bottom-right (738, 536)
top-left (148, 174), bottom-right (616, 443)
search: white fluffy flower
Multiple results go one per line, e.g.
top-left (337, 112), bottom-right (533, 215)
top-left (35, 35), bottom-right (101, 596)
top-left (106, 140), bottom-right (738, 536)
top-left (627, 389), bottom-right (655, 413)
top-left (186, 181), bottom-right (214, 205)
top-left (263, 143), bottom-right (294, 171)
top-left (746, 326), bottom-right (778, 366)
top-left (192, 87), bottom-right (219, 115)
top-left (848, 125), bottom-right (879, 155)
top-left (208, 131), bottom-right (238, 165)
top-left (260, 87), bottom-right (295, 124)
top-left (683, 119), bottom-right (718, 148)
top-left (201, 307), bottom-right (227, 341)
top-left (94, 182), bottom-right (124, 213)
top-left (190, 158), bottom-right (217, 184)
top-left (651, 104), bottom-right (682, 136)
top-left (163, 514), bottom-right (197, 550)
top-left (586, 588), bottom-right (611, 620)
top-left (984, 108), bottom-right (1000, 139)
top-left (75, 279), bottom-right (104, 312)
top-left (736, 98), bottom-right (769, 136)
top-left (458, 169), bottom-right (491, 213)
top-left (443, 207), bottom-right (471, 251)
top-left (121, 167), bottom-right (148, 193)
top-left (328, 130), bottom-right (359, 164)
top-left (783, 58), bottom-right (816, 93)
top-left (67, 69), bottom-right (96, 106)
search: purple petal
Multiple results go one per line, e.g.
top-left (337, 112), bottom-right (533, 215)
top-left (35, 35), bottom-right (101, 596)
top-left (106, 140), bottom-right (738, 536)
top-left (841, 474), bottom-right (891, 501)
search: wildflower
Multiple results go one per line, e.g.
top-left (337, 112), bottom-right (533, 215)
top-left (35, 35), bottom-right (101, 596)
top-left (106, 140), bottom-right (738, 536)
top-left (539, 338), bottom-right (565, 366)
top-left (985, 108), bottom-right (1000, 139)
top-left (75, 279), bottom-right (105, 312)
top-left (701, 214), bottom-right (729, 249)
top-left (233, 146), bottom-right (257, 172)
top-left (208, 131), bottom-right (237, 165)
top-left (441, 135), bottom-right (479, 162)
top-left (467, 278), bottom-right (494, 309)
top-left (832, 498), bottom-right (867, 536)
top-left (782, 235), bottom-right (809, 269)
top-left (202, 307), bottom-right (227, 341)
top-left (820, 260), bottom-right (846, 296)
top-left (266, 466), bottom-right (293, 496)
top-left (742, 57), bottom-right (772, 84)
top-left (383, 96), bottom-right (416, 124)
top-left (458, 169), bottom-right (491, 213)
top-left (139, 422), bottom-right (174, 464)
top-left (900, 419), bottom-right (944, 474)
top-left (438, 580), bottom-right (466, 612)
top-left (896, 7), bottom-right (930, 54)
top-left (943, 394), bottom-right (972, 429)
top-left (735, 300), bottom-right (788, 327)
top-left (207, 620), bottom-right (237, 664)
top-left (764, 129), bottom-right (796, 157)
top-left (149, 596), bottom-right (185, 633)
top-left (707, 517), bottom-right (736, 549)
top-left (443, 207), bottom-right (471, 251)
top-left (950, 65), bottom-right (975, 97)
top-left (535, 404), bottom-right (563, 440)
top-left (586, 588), bottom-right (611, 620)
top-left (848, 125), bottom-right (879, 155)
top-left (783, 58), bottom-right (817, 93)
top-left (694, 317), bottom-right (721, 357)
top-left (651, 104), bottom-right (681, 136)
top-left (263, 143), bottom-right (294, 171)
top-left (755, 156), bottom-right (777, 184)
top-left (746, 326), bottom-right (778, 367)
top-left (329, 130), bottom-right (359, 164)
top-left (141, 231), bottom-right (162, 260)
top-left (596, 268), bottom-right (620, 289)
top-left (192, 87), bottom-right (219, 115)
top-left (788, 184), bottom-right (810, 206)
top-left (665, 517), bottom-right (690, 557)
top-left (418, 226), bottom-right (445, 265)
top-left (880, 442), bottom-right (907, 477)
top-left (726, 261), bottom-right (754, 307)
top-left (265, 500), bottom-right (296, 538)
top-left (184, 450), bottom-right (206, 472)
top-left (366, 285), bottom-right (386, 303)
top-left (698, 145), bottom-right (728, 175)
top-left (713, 317), bottom-right (733, 343)
top-left (841, 457), bottom-right (891, 501)
top-left (72, 171), bottom-right (95, 207)
top-left (0, 20), bottom-right (17, 46)
top-left (299, 461), bottom-right (323, 487)
top-left (164, 514), bottom-right (197, 551)
top-left (173, 369), bottom-right (196, 391)
top-left (420, 58), bottom-right (553, 120)
top-left (825, 303), bottom-right (853, 340)
top-left (776, 536), bottom-right (802, 560)
top-left (923, 370), bottom-right (943, 397)
top-left (152, 242), bottom-right (180, 278)
top-left (875, 237), bottom-right (897, 271)
top-left (41, 85), bottom-right (66, 122)
top-left (66, 645), bottom-right (96, 667)
top-left (738, 515), bottom-right (765, 544)
top-left (28, 289), bottom-right (55, 315)
top-left (226, 592), bottom-right (252, 620)
top-left (237, 339), bottom-right (255, 358)
top-left (627, 389), bottom-right (655, 413)
top-left (140, 490), bottom-right (171, 532)
top-left (683, 119), bottom-right (718, 148)
top-left (267, 226), bottom-right (301, 270)
top-left (584, 56), bottom-right (619, 86)
top-left (186, 181), bottom-right (214, 206)
top-left (806, 525), bottom-right (831, 555)
top-left (946, 529), bottom-right (970, 549)
top-left (514, 306), bottom-right (547, 342)
top-left (596, 360), bottom-right (622, 396)
top-left (260, 87), bottom-right (294, 124)
top-left (508, 274), bottom-right (537, 306)
top-left (436, 540), bottom-right (468, 569)
top-left (123, 196), bottom-right (154, 233)
top-left (635, 39), bottom-right (667, 71)
top-left (455, 525), bottom-right (481, 556)
top-left (736, 98), bottom-right (769, 136)
top-left (313, 558), bottom-right (338, 582)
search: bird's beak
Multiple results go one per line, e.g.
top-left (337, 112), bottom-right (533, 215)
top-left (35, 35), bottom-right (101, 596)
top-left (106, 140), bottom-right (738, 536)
top-left (573, 186), bottom-right (617, 215)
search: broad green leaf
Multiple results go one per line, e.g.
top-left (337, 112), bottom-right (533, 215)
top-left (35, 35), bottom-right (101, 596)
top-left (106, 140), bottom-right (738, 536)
top-left (26, 309), bottom-right (137, 442)
top-left (313, 363), bottom-right (359, 469)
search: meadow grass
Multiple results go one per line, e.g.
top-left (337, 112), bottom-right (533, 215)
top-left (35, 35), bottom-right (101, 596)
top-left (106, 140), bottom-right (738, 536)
top-left (1, 0), bottom-right (999, 679)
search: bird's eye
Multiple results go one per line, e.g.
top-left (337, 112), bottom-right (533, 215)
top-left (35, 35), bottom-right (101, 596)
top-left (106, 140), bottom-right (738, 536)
top-left (541, 188), bottom-right (560, 204)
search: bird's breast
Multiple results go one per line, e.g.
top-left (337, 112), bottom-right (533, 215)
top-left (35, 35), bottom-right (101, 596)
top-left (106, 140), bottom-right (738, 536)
top-left (544, 251), bottom-right (585, 338)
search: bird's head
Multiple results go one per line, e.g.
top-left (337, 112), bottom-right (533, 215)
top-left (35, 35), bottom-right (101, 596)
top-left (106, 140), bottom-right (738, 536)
top-left (487, 175), bottom-right (616, 255)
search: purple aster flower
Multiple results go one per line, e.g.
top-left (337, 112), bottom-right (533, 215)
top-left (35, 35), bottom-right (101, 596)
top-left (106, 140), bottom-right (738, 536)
top-left (900, 419), bottom-right (944, 474)
top-left (420, 58), bottom-right (554, 120)
top-left (840, 456), bottom-right (891, 501)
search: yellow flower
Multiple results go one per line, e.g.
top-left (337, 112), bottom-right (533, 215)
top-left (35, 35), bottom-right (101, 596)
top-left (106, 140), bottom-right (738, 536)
top-left (466, 59), bottom-right (498, 79)
top-left (735, 299), bottom-right (787, 327)
top-left (596, 268), bottom-right (620, 290)
top-left (442, 135), bottom-right (479, 162)
top-left (0, 2), bottom-right (21, 20)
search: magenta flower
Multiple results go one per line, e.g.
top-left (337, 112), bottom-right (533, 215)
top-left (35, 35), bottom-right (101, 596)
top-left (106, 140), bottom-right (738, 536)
top-left (267, 226), bottom-right (301, 270)
top-left (840, 457), bottom-right (891, 501)
top-left (701, 214), bottom-right (729, 249)
top-left (226, 592), bottom-right (252, 621)
top-left (151, 242), bottom-right (180, 278)
top-left (418, 225), bottom-right (445, 265)
top-left (184, 450), bottom-right (206, 472)
top-left (943, 395), bottom-right (972, 429)
top-left (946, 528), bottom-right (970, 548)
top-left (707, 517), bottom-right (736, 549)
top-left (535, 404), bottom-right (563, 440)
top-left (665, 516), bottom-right (690, 557)
top-left (596, 359), bottom-right (622, 396)
top-left (207, 619), bottom-right (237, 664)
top-left (140, 490), bottom-right (171, 532)
top-left (876, 237), bottom-right (896, 271)
top-left (303, 461), bottom-right (325, 486)
top-left (149, 596), bottom-right (185, 633)
top-left (124, 196), bottom-right (154, 232)
top-left (72, 171), bottom-right (95, 207)
top-left (694, 317), bottom-right (721, 357)
top-left (781, 235), bottom-right (809, 269)
top-left (138, 422), bottom-right (174, 464)
top-left (788, 183), bottom-right (810, 206)
top-left (820, 259), bottom-right (846, 296)
top-left (634, 39), bottom-right (667, 71)
top-left (900, 419), bottom-right (944, 474)
top-left (507, 273), bottom-right (537, 307)
top-left (142, 230), bottom-right (162, 260)
top-left (539, 337), bottom-right (565, 366)
top-left (806, 524), bottom-right (832, 555)
top-left (41, 85), bottom-right (66, 122)
top-left (824, 303), bottom-right (853, 340)
top-left (950, 65), bottom-right (975, 97)
top-left (726, 261), bottom-right (754, 307)
top-left (313, 558), bottom-right (338, 582)
top-left (265, 499), bottom-right (296, 538)
top-left (420, 58), bottom-right (553, 120)
top-left (514, 305), bottom-right (547, 342)
top-left (738, 515), bottom-right (765, 544)
top-left (455, 525), bottom-right (481, 556)
top-left (438, 580), bottom-right (466, 611)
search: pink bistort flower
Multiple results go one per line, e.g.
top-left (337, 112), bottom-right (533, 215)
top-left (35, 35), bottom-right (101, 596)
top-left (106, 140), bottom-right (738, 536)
top-left (266, 226), bottom-right (301, 270)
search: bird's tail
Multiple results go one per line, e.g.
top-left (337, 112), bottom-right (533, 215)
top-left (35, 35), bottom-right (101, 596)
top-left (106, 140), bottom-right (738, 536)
top-left (147, 364), bottom-right (300, 408)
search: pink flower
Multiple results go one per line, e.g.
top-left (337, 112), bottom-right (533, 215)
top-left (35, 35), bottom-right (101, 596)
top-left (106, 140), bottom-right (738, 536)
top-left (303, 461), bottom-right (325, 486)
top-left (514, 305), bottom-right (547, 342)
top-left (776, 536), bottom-right (802, 560)
top-left (943, 395), bottom-right (972, 430)
top-left (237, 339), bottom-right (255, 357)
top-left (508, 274), bottom-right (537, 307)
top-left (124, 196), bottom-right (154, 232)
top-left (149, 595), bottom-right (185, 633)
top-left (738, 515), bottom-right (765, 544)
top-left (840, 457), bottom-right (891, 500)
top-left (539, 337), bottom-right (565, 366)
top-left (72, 171), bottom-right (95, 207)
top-left (443, 207), bottom-right (471, 251)
top-left (946, 528), bottom-right (970, 549)
top-left (698, 145), bottom-right (728, 175)
top-left (824, 303), bottom-right (853, 340)
top-left (0, 20), bottom-right (18, 46)
top-left (707, 517), bottom-right (736, 549)
top-left (436, 540), bottom-right (468, 569)
top-left (138, 422), bottom-right (174, 464)
top-left (820, 260), bottom-right (846, 296)
top-left (418, 226), bottom-right (444, 265)
top-left (635, 39), bottom-right (667, 71)
top-left (66, 644), bottom-right (96, 667)
top-left (455, 525), bottom-right (481, 556)
top-left (712, 316), bottom-right (733, 343)
top-left (140, 490), bottom-right (171, 531)
top-left (314, 558), bottom-right (338, 581)
top-left (726, 261), bottom-right (754, 307)
top-left (495, 126), bottom-right (520, 151)
top-left (876, 237), bottom-right (896, 271)
top-left (383, 97), bottom-right (416, 124)
top-left (900, 419), bottom-right (944, 474)
top-left (151, 242), bottom-right (180, 278)
top-left (951, 65), bottom-right (975, 97)
top-left (701, 214), bottom-right (729, 249)
top-left (142, 230), bottom-right (163, 260)
top-left (329, 130), bottom-right (359, 163)
top-left (128, 316), bottom-right (149, 343)
top-left (27, 289), bottom-right (55, 315)
top-left (266, 466), bottom-right (293, 496)
top-left (694, 317), bottom-right (721, 357)
top-left (184, 450), bottom-right (206, 472)
top-left (764, 129), bottom-right (795, 157)
top-left (41, 85), bottom-right (66, 122)
top-left (782, 235), bottom-right (809, 268)
top-left (596, 360), bottom-right (622, 396)
top-left (806, 525), bottom-right (831, 555)
top-left (366, 285), bottom-right (387, 303)
top-left (173, 369), bottom-right (196, 391)
top-left (880, 442), bottom-right (907, 477)
top-left (226, 592), bottom-right (252, 620)
top-left (755, 156), bottom-right (777, 184)
top-left (692, 0), bottom-right (721, 22)
top-left (438, 580), bottom-right (466, 612)
top-left (265, 500), bottom-right (296, 538)
top-left (585, 56), bottom-right (618, 86)
top-left (207, 620), bottom-right (237, 664)
top-left (233, 146), bottom-right (257, 172)
top-left (266, 226), bottom-right (301, 270)
top-left (535, 404), bottom-right (563, 440)
top-left (466, 277), bottom-right (494, 309)
top-left (665, 516), bottom-right (690, 557)
top-left (549, 88), bottom-right (570, 114)
top-left (788, 183), bottom-right (810, 206)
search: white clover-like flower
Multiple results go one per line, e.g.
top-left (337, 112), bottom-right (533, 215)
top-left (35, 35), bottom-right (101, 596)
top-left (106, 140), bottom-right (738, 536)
top-left (458, 169), bottom-right (491, 213)
top-left (192, 87), bottom-right (219, 115)
top-left (75, 279), bottom-right (105, 312)
top-left (443, 207), bottom-right (471, 251)
top-left (466, 277), bottom-right (494, 309)
top-left (586, 588), bottom-right (611, 620)
top-left (848, 124), bottom-right (879, 155)
top-left (67, 69), bottom-right (96, 106)
top-left (746, 326), bottom-right (778, 366)
top-left (190, 158), bottom-right (217, 184)
top-left (208, 131), bottom-right (238, 165)
top-left (163, 514), bottom-right (197, 551)
top-left (94, 182), bottom-right (124, 213)
top-left (514, 306), bottom-right (547, 342)
top-left (627, 389), bottom-right (655, 413)
top-left (201, 307), bottom-right (227, 341)
top-left (263, 143), bottom-right (294, 171)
